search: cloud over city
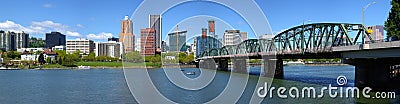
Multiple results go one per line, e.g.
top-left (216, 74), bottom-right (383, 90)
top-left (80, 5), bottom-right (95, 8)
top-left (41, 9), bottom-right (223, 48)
top-left (0, 20), bottom-right (110, 38)
top-left (87, 32), bottom-right (114, 40)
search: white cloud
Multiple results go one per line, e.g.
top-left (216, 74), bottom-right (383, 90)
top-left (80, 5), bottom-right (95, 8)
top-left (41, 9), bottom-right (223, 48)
top-left (43, 3), bottom-right (53, 8)
top-left (86, 32), bottom-right (113, 40)
top-left (66, 31), bottom-right (82, 37)
top-left (0, 20), bottom-right (82, 37)
top-left (76, 24), bottom-right (84, 28)
top-left (0, 20), bottom-right (33, 33)
top-left (31, 21), bottom-right (69, 30)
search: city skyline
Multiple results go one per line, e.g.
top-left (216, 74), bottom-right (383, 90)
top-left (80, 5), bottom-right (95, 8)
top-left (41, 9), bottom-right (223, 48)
top-left (0, 0), bottom-right (390, 42)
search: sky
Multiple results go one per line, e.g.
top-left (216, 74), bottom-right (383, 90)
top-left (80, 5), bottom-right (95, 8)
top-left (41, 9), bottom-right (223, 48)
top-left (0, 0), bottom-right (391, 43)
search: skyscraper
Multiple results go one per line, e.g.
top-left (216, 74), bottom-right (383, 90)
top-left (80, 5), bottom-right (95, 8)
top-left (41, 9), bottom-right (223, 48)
top-left (223, 30), bottom-right (247, 46)
top-left (119, 15), bottom-right (135, 53)
top-left (149, 15), bottom-right (161, 52)
top-left (15, 32), bottom-right (29, 49)
top-left (95, 41), bottom-right (123, 59)
top-left (168, 30), bottom-right (187, 52)
top-left (45, 32), bottom-right (66, 48)
top-left (140, 28), bottom-right (156, 56)
top-left (108, 37), bottom-right (119, 42)
top-left (366, 25), bottom-right (384, 43)
top-left (195, 36), bottom-right (222, 58)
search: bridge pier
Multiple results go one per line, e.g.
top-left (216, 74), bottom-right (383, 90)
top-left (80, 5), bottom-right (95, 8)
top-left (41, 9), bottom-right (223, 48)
top-left (232, 58), bottom-right (247, 74)
top-left (199, 59), bottom-right (217, 70)
top-left (344, 58), bottom-right (397, 90)
top-left (216, 58), bottom-right (229, 71)
top-left (262, 56), bottom-right (283, 79)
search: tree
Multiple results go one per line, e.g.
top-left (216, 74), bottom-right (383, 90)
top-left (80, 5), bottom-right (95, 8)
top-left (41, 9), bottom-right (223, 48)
top-left (149, 54), bottom-right (161, 64)
top-left (58, 56), bottom-right (63, 65)
top-left (125, 51), bottom-right (144, 63)
top-left (183, 53), bottom-right (194, 64)
top-left (46, 57), bottom-right (51, 64)
top-left (178, 52), bottom-right (187, 63)
top-left (72, 50), bottom-right (81, 61)
top-left (62, 54), bottom-right (75, 67)
top-left (83, 52), bottom-right (96, 61)
top-left (38, 53), bottom-right (45, 65)
top-left (385, 0), bottom-right (400, 40)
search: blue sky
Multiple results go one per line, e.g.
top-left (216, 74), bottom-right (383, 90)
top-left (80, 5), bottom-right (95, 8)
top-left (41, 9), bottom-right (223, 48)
top-left (0, 0), bottom-right (391, 42)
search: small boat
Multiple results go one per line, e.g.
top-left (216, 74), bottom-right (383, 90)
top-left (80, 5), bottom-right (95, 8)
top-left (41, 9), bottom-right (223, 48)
top-left (0, 67), bottom-right (19, 70)
top-left (186, 72), bottom-right (195, 75)
top-left (180, 69), bottom-right (185, 71)
top-left (285, 61), bottom-right (305, 66)
top-left (78, 65), bottom-right (90, 69)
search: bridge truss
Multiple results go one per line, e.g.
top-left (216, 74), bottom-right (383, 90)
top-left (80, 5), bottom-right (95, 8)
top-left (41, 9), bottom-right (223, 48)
top-left (198, 23), bottom-right (374, 58)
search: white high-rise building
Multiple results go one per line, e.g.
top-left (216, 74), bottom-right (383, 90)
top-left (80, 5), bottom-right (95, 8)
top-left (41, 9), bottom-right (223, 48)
top-left (223, 30), bottom-right (248, 46)
top-left (94, 41), bottom-right (124, 59)
top-left (134, 38), bottom-right (141, 52)
top-left (66, 38), bottom-right (94, 55)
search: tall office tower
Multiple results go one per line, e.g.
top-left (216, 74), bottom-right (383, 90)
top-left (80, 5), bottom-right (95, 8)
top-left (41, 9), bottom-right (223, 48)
top-left (366, 25), bottom-right (384, 43)
top-left (149, 15), bottom-right (161, 52)
top-left (119, 15), bottom-right (135, 53)
top-left (94, 41), bottom-right (123, 59)
top-left (195, 36), bottom-right (222, 58)
top-left (161, 41), bottom-right (167, 52)
top-left (223, 30), bottom-right (247, 46)
top-left (0, 31), bottom-right (30, 51)
top-left (240, 32), bottom-right (248, 41)
top-left (0, 31), bottom-right (14, 51)
top-left (192, 38), bottom-right (197, 57)
top-left (168, 30), bottom-right (187, 52)
top-left (45, 32), bottom-right (66, 48)
top-left (135, 38), bottom-right (141, 52)
top-left (15, 32), bottom-right (29, 49)
top-left (140, 28), bottom-right (156, 56)
top-left (208, 20), bottom-right (216, 48)
top-left (108, 37), bottom-right (119, 42)
top-left (202, 28), bottom-right (207, 39)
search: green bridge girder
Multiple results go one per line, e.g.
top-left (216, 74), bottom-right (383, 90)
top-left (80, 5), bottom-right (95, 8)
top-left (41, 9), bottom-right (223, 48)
top-left (198, 23), bottom-right (374, 58)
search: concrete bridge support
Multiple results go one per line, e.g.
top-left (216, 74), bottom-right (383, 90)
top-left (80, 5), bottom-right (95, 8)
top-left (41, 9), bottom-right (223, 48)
top-left (344, 58), bottom-right (397, 90)
top-left (216, 59), bottom-right (229, 71)
top-left (262, 56), bottom-right (283, 79)
top-left (232, 58), bottom-right (247, 74)
top-left (199, 59), bottom-right (217, 70)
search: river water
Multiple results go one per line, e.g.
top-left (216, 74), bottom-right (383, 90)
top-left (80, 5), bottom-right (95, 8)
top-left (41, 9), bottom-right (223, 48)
top-left (0, 66), bottom-right (398, 103)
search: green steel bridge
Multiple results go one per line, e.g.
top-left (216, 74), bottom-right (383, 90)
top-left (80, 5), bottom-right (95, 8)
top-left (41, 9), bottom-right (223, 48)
top-left (196, 23), bottom-right (400, 90)
top-left (198, 23), bottom-right (374, 58)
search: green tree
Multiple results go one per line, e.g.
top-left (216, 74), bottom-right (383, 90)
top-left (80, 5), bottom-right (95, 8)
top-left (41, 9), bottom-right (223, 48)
top-left (385, 0), bottom-right (400, 39)
top-left (58, 56), bottom-right (63, 65)
top-left (38, 53), bottom-right (45, 65)
top-left (72, 50), bottom-right (81, 61)
top-left (28, 37), bottom-right (45, 48)
top-left (125, 51), bottom-right (143, 63)
top-left (183, 53), bottom-right (194, 63)
top-left (178, 52), bottom-right (187, 63)
top-left (83, 52), bottom-right (96, 61)
top-left (46, 57), bottom-right (51, 64)
top-left (62, 54), bottom-right (75, 67)
top-left (151, 54), bottom-right (161, 63)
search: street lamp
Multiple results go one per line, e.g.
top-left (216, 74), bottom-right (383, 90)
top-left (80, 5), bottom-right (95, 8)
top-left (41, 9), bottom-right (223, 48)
top-left (361, 1), bottom-right (376, 45)
top-left (362, 1), bottom-right (376, 26)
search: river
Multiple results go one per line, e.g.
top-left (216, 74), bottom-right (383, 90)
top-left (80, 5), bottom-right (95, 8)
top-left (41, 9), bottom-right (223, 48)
top-left (0, 66), bottom-right (398, 103)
